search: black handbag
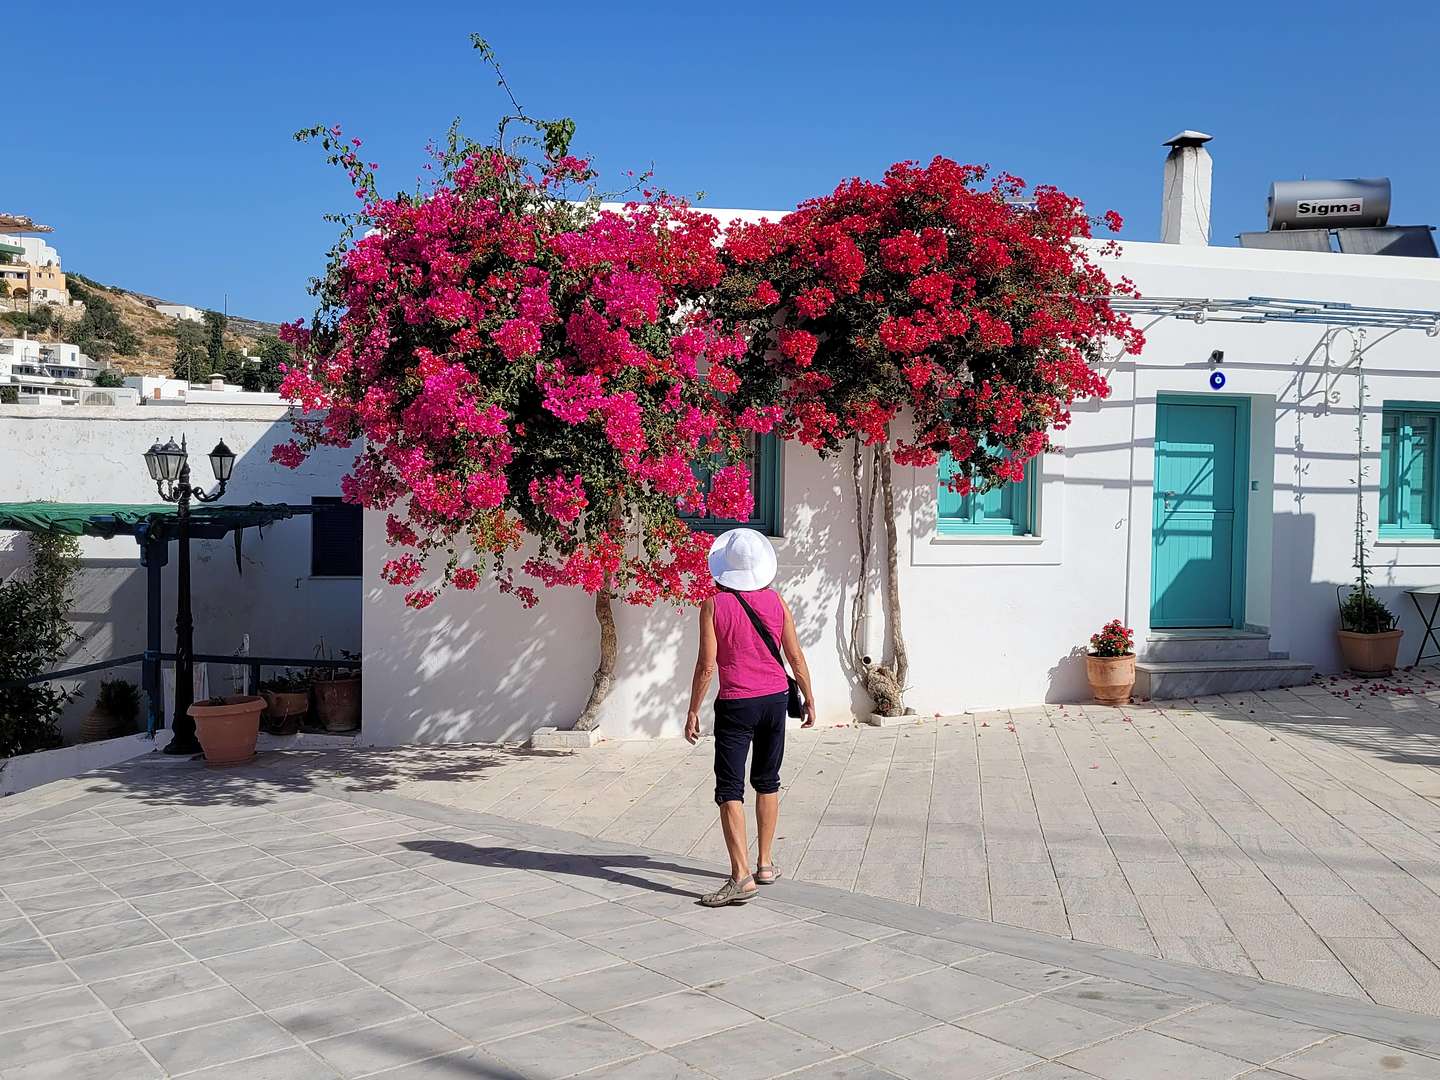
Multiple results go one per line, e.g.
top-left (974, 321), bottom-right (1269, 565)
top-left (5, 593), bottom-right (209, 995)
top-left (728, 590), bottom-right (806, 719)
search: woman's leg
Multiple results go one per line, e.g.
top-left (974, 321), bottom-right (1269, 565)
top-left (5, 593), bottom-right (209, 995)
top-left (755, 791), bottom-right (779, 871)
top-left (719, 800), bottom-right (751, 884)
top-left (750, 692), bottom-right (787, 873)
top-left (713, 703), bottom-right (757, 891)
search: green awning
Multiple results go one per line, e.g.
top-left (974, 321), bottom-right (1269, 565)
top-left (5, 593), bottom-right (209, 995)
top-left (0, 502), bottom-right (309, 540)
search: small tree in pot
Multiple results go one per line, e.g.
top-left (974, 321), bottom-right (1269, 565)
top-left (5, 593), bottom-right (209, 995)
top-left (1086, 619), bottom-right (1136, 705)
top-left (1337, 581), bottom-right (1401, 675)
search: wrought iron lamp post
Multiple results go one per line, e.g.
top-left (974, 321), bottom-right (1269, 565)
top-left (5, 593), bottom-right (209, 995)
top-left (143, 435), bottom-right (236, 755)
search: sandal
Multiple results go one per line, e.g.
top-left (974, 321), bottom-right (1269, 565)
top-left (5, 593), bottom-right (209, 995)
top-left (700, 875), bottom-right (757, 907)
top-left (755, 864), bottom-right (781, 885)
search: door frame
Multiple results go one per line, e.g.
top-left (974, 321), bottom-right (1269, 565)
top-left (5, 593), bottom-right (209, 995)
top-left (1151, 394), bottom-right (1250, 630)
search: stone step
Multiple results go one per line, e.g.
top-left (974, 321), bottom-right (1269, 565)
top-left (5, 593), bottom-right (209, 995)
top-left (1143, 631), bottom-right (1273, 662)
top-left (1133, 658), bottom-right (1314, 700)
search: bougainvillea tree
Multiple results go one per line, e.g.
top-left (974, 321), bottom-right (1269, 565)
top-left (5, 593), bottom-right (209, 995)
top-left (708, 158), bottom-right (1143, 714)
top-left (275, 41), bottom-right (753, 728)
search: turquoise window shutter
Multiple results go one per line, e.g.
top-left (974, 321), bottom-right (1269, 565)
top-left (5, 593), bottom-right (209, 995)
top-left (937, 452), bottom-right (1035, 536)
top-left (1379, 405), bottom-right (1440, 539)
top-left (682, 432), bottom-right (784, 537)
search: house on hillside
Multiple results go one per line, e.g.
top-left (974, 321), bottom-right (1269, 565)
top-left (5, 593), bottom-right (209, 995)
top-left (354, 133), bottom-right (1440, 744)
top-left (154, 303), bottom-right (205, 323)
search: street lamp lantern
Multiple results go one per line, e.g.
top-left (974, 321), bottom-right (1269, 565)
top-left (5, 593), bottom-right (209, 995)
top-left (152, 437), bottom-right (187, 483)
top-left (143, 441), bottom-right (165, 482)
top-left (208, 439), bottom-right (236, 483)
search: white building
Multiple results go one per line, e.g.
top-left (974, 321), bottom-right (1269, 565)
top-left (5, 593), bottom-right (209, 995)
top-left (0, 337), bottom-right (102, 402)
top-left (123, 373), bottom-right (287, 407)
top-left (154, 303), bottom-right (205, 323)
top-left (0, 402), bottom-right (361, 742)
top-left (0, 234), bottom-right (61, 268)
top-left (359, 134), bottom-right (1440, 746)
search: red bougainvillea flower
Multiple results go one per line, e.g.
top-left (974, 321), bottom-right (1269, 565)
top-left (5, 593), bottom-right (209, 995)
top-left (707, 156), bottom-right (1143, 498)
top-left (275, 124), bottom-right (752, 607)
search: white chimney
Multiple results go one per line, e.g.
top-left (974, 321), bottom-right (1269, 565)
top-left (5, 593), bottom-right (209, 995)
top-left (1160, 130), bottom-right (1213, 245)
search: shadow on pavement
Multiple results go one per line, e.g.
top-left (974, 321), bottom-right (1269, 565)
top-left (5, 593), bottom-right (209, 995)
top-left (402, 838), bottom-right (725, 900)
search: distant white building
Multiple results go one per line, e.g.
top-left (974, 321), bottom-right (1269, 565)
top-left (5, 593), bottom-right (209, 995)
top-left (123, 373), bottom-right (288, 407)
top-left (0, 337), bottom-right (102, 402)
top-left (0, 234), bottom-right (61, 268)
top-left (154, 303), bottom-right (205, 323)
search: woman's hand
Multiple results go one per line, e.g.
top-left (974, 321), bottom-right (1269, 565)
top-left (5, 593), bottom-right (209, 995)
top-left (802, 698), bottom-right (816, 728)
top-left (684, 710), bottom-right (701, 744)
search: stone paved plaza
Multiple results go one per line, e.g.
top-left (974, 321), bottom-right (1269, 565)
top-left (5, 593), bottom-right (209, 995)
top-left (230, 672), bottom-right (1440, 1014)
top-left (2, 754), bottom-right (1440, 1080)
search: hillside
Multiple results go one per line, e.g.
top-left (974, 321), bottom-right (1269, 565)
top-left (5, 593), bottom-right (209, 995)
top-left (1, 272), bottom-right (285, 377)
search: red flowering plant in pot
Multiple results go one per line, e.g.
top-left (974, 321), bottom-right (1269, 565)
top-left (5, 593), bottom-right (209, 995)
top-left (275, 39), bottom-right (752, 730)
top-left (1086, 619), bottom-right (1136, 705)
top-left (706, 160), bottom-right (1143, 716)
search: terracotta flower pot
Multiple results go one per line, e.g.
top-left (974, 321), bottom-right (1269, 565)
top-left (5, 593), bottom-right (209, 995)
top-left (312, 677), bottom-right (360, 732)
top-left (79, 705), bottom-right (133, 744)
top-left (1086, 653), bottom-right (1136, 705)
top-left (188, 695), bottom-right (265, 765)
top-left (261, 690), bottom-right (310, 736)
top-left (1337, 629), bottom-right (1403, 676)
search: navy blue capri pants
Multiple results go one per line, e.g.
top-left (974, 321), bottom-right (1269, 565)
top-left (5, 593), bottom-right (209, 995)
top-left (713, 690), bottom-right (787, 804)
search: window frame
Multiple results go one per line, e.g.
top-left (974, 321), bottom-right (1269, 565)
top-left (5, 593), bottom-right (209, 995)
top-left (936, 452), bottom-right (1037, 538)
top-left (310, 496), bottom-right (364, 577)
top-left (681, 431), bottom-right (784, 538)
top-left (1379, 403), bottom-right (1440, 540)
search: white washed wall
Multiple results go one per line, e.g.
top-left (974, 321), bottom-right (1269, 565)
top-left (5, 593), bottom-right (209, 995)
top-left (362, 240), bottom-right (1440, 744)
top-left (0, 404), bottom-right (360, 740)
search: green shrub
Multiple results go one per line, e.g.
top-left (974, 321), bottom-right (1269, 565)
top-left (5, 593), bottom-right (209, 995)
top-left (96, 679), bottom-right (142, 730)
top-left (259, 670), bottom-right (310, 693)
top-left (1340, 587), bottom-right (1395, 634)
top-left (0, 535), bottom-right (82, 758)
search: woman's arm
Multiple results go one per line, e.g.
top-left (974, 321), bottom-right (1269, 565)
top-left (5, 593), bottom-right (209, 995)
top-left (779, 597), bottom-right (816, 728)
top-left (685, 599), bottom-right (717, 743)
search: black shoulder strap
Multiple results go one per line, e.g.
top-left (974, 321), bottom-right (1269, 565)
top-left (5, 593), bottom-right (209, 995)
top-left (726, 590), bottom-right (788, 675)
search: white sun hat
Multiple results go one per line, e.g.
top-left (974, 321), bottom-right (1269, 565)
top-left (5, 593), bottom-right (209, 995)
top-left (707, 528), bottom-right (778, 592)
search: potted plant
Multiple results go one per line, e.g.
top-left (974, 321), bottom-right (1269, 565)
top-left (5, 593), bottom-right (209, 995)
top-left (188, 695), bottom-right (265, 765)
top-left (79, 679), bottom-right (142, 743)
top-left (310, 646), bottom-right (360, 732)
top-left (1337, 584), bottom-right (1402, 675)
top-left (258, 670), bottom-right (310, 735)
top-left (1085, 619), bottom-right (1136, 705)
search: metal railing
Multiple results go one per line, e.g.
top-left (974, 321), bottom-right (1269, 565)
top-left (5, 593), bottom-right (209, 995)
top-left (0, 651), bottom-right (362, 738)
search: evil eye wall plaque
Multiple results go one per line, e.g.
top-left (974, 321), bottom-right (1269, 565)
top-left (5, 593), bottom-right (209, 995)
top-left (1209, 371), bottom-right (1227, 390)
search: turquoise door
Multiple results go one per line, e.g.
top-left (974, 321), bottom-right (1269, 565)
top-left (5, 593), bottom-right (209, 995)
top-left (1151, 398), bottom-right (1248, 628)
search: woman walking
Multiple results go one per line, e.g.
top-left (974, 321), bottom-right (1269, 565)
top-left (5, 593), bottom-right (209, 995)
top-left (685, 528), bottom-right (815, 907)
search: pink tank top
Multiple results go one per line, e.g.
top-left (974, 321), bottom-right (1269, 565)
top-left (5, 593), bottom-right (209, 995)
top-left (713, 589), bottom-right (789, 701)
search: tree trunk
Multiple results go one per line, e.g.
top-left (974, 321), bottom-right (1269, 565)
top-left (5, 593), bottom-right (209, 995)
top-left (845, 437), bottom-right (905, 717)
top-left (574, 590), bottom-right (616, 731)
top-left (878, 437), bottom-right (908, 694)
top-left (846, 438), bottom-right (874, 680)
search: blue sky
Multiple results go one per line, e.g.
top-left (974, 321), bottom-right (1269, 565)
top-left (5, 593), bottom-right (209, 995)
top-left (7, 1), bottom-right (1437, 324)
